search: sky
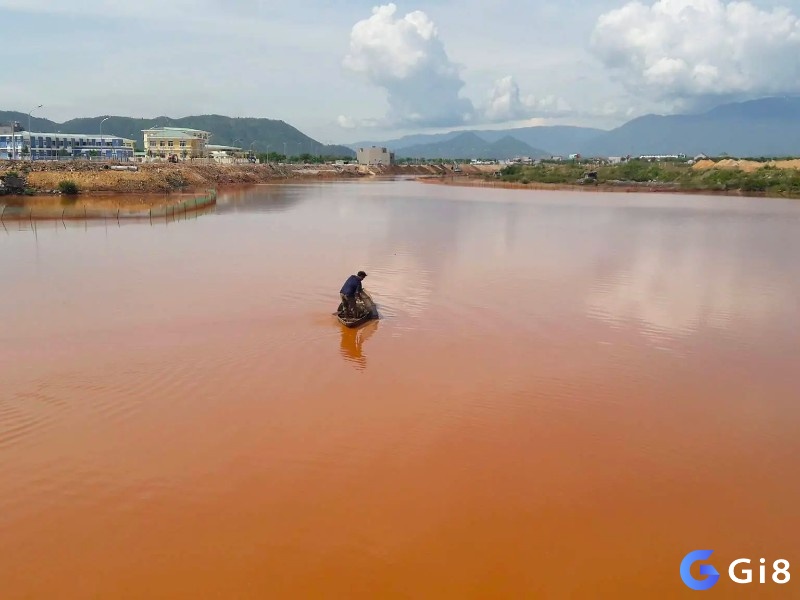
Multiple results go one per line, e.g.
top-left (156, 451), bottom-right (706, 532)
top-left (2, 0), bottom-right (800, 143)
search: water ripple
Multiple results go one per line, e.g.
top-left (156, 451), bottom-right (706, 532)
top-left (0, 389), bottom-right (64, 451)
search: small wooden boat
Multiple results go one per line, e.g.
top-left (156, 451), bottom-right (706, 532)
top-left (336, 290), bottom-right (379, 328)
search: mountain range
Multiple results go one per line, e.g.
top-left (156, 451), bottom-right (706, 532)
top-left (579, 97), bottom-right (800, 157)
top-left (382, 131), bottom-right (550, 160)
top-left (350, 97), bottom-right (800, 159)
top-left (351, 125), bottom-right (603, 159)
top-left (4, 96), bottom-right (800, 160)
top-left (0, 112), bottom-right (355, 157)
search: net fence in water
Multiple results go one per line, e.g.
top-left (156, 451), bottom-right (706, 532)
top-left (0, 190), bottom-right (216, 222)
top-left (2, 203), bottom-right (216, 234)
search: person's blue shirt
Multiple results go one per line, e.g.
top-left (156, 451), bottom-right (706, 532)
top-left (340, 275), bottom-right (363, 297)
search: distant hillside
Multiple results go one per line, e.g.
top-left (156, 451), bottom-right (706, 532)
top-left (475, 125), bottom-right (604, 157)
top-left (395, 131), bottom-right (549, 160)
top-left (353, 97), bottom-right (800, 158)
top-left (487, 135), bottom-right (550, 159)
top-left (8, 96), bottom-right (800, 161)
top-left (351, 131), bottom-right (463, 151)
top-left (351, 125), bottom-right (602, 157)
top-left (0, 111), bottom-right (354, 157)
top-left (578, 97), bottom-right (800, 157)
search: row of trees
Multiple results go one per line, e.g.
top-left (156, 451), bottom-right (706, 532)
top-left (254, 152), bottom-right (355, 164)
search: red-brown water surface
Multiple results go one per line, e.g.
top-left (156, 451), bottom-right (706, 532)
top-left (2, 181), bottom-right (799, 598)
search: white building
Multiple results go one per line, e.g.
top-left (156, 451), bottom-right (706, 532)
top-left (206, 144), bottom-right (245, 163)
top-left (356, 146), bottom-right (395, 166)
top-left (638, 154), bottom-right (687, 160)
top-left (0, 130), bottom-right (135, 161)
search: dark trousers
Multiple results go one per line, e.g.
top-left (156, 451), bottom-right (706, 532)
top-left (341, 293), bottom-right (357, 316)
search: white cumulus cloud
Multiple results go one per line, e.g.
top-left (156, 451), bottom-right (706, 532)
top-left (342, 3), bottom-right (474, 128)
top-left (484, 76), bottom-right (572, 121)
top-left (337, 115), bottom-right (357, 129)
top-left (591, 0), bottom-right (800, 107)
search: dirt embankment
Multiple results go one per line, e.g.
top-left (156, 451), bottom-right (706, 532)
top-left (1, 161), bottom-right (369, 194)
top-left (1, 160), bottom-right (501, 195)
top-left (359, 163), bottom-right (452, 176)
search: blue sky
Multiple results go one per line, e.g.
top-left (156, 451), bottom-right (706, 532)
top-left (2, 0), bottom-right (800, 143)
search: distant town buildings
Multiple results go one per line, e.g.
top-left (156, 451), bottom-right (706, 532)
top-left (143, 127), bottom-right (211, 159)
top-left (0, 127), bottom-right (134, 161)
top-left (638, 153), bottom-right (687, 160)
top-left (357, 145), bottom-right (395, 166)
top-left (1, 118), bottom-right (705, 166)
top-left (206, 144), bottom-right (246, 163)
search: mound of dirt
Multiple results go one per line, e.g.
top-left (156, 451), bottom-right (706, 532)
top-left (693, 158), bottom-right (800, 172)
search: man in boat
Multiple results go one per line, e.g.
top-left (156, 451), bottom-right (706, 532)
top-left (340, 271), bottom-right (367, 318)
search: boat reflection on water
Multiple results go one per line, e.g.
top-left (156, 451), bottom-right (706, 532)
top-left (339, 319), bottom-right (379, 370)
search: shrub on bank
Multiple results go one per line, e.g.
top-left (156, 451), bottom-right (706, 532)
top-left (58, 180), bottom-right (79, 195)
top-left (498, 163), bottom-right (584, 184)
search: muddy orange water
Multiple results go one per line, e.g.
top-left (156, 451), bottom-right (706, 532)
top-left (2, 181), bottom-right (799, 598)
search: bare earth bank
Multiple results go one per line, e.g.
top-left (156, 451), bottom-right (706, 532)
top-left (0, 161), bottom-right (457, 195)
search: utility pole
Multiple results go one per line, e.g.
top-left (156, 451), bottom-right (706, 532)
top-left (100, 117), bottom-right (109, 161)
top-left (11, 121), bottom-right (18, 160)
top-left (28, 104), bottom-right (42, 138)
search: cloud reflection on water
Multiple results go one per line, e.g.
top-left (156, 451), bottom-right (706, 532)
top-left (582, 206), bottom-right (799, 343)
